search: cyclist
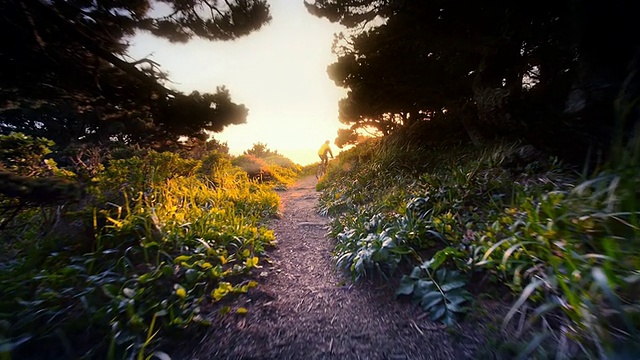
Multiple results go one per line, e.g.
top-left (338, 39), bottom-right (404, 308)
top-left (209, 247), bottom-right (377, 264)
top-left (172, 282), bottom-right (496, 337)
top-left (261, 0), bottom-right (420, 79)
top-left (317, 140), bottom-right (334, 167)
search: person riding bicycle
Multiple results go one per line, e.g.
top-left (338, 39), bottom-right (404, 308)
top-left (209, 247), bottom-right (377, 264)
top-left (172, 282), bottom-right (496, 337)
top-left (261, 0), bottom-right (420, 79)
top-left (317, 140), bottom-right (334, 166)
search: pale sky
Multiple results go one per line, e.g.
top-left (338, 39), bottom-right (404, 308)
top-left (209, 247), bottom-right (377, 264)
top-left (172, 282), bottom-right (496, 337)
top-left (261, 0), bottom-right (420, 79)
top-left (128, 0), bottom-right (347, 165)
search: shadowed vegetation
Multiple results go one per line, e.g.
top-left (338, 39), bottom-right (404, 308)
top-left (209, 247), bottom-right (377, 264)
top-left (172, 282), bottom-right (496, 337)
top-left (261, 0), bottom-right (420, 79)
top-left (0, 134), bottom-right (299, 358)
top-left (316, 123), bottom-right (640, 358)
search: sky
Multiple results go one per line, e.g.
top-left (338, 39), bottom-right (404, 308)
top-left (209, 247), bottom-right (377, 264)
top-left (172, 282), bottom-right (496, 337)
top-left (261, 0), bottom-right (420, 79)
top-left (128, 0), bottom-right (347, 165)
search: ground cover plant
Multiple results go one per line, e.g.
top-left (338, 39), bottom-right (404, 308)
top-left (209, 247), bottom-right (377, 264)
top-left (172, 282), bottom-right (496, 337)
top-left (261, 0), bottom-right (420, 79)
top-left (0, 134), bottom-right (298, 359)
top-left (316, 124), bottom-right (640, 359)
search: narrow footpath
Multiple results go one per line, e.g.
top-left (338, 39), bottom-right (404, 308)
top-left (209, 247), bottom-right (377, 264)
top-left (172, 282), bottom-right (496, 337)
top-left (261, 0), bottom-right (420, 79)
top-left (188, 176), bottom-right (483, 359)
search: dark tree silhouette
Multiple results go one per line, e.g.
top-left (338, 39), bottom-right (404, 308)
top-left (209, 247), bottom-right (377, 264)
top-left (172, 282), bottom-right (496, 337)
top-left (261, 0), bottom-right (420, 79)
top-left (307, 0), bottom-right (640, 159)
top-left (0, 0), bottom-right (271, 148)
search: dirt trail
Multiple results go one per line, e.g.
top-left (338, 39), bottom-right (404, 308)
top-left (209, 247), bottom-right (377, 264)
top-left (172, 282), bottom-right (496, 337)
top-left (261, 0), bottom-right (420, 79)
top-left (188, 176), bottom-right (481, 359)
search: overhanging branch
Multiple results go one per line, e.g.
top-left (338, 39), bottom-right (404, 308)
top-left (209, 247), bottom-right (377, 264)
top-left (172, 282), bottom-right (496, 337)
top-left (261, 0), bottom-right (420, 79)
top-left (24, 0), bottom-right (179, 99)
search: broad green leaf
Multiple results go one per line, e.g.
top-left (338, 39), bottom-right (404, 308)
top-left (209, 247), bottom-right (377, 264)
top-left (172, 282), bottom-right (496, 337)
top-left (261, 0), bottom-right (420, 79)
top-left (430, 247), bottom-right (460, 270)
top-left (421, 292), bottom-right (443, 310)
top-left (446, 301), bottom-right (464, 313)
top-left (396, 276), bottom-right (415, 296)
top-left (440, 280), bottom-right (466, 292)
top-left (185, 269), bottom-right (199, 282)
top-left (442, 314), bottom-right (456, 326)
top-left (430, 253), bottom-right (447, 270)
top-left (414, 279), bottom-right (434, 296)
top-left (430, 305), bottom-right (446, 321)
top-left (409, 266), bottom-right (422, 279)
top-left (446, 294), bottom-right (467, 307)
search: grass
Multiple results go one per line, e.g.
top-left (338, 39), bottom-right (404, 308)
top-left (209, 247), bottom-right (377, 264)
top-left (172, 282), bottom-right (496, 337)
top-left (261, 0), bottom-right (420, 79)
top-left (316, 130), bottom-right (640, 358)
top-left (0, 142), bottom-right (298, 359)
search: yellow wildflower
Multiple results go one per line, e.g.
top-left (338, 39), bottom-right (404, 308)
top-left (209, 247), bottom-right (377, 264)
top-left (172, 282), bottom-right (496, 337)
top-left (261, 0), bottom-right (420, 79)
top-left (176, 287), bottom-right (187, 299)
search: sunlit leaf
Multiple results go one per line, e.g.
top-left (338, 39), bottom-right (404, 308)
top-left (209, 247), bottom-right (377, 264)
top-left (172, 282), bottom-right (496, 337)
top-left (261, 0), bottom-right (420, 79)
top-left (236, 307), bottom-right (248, 315)
top-left (245, 256), bottom-right (259, 268)
top-left (175, 287), bottom-right (187, 299)
top-left (174, 255), bottom-right (192, 264)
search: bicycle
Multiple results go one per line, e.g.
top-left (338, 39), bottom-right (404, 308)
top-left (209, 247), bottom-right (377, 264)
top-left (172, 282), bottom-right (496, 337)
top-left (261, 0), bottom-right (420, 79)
top-left (315, 161), bottom-right (327, 179)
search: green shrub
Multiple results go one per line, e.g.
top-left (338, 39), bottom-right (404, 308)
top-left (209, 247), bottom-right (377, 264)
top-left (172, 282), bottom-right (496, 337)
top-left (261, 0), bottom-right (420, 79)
top-left (317, 136), bottom-right (640, 357)
top-left (1, 145), bottom-right (284, 359)
top-left (232, 153), bottom-right (300, 187)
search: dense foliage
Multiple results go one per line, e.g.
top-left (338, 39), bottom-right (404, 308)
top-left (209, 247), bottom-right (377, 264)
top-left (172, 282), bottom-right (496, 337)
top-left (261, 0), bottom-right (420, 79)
top-left (316, 123), bottom-right (640, 358)
top-left (307, 0), bottom-right (640, 162)
top-left (0, 133), bottom-right (298, 359)
top-left (0, 0), bottom-right (271, 149)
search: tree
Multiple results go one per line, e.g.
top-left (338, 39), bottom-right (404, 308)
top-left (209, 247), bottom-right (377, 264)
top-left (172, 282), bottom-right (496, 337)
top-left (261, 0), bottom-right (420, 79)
top-left (244, 142), bottom-right (278, 158)
top-left (324, 6), bottom-right (477, 146)
top-left (0, 0), bottom-right (271, 149)
top-left (307, 0), bottom-right (640, 159)
top-left (310, 1), bottom-right (574, 144)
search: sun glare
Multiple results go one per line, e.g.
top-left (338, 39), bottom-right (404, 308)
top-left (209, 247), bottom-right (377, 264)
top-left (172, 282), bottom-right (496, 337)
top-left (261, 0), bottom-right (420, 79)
top-left (128, 0), bottom-right (347, 166)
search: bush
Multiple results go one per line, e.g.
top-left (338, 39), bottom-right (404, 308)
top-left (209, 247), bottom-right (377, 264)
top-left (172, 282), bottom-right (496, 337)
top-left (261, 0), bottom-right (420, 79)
top-left (232, 153), bottom-right (300, 187)
top-left (1, 143), bottom-right (285, 359)
top-left (317, 135), bottom-right (640, 358)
